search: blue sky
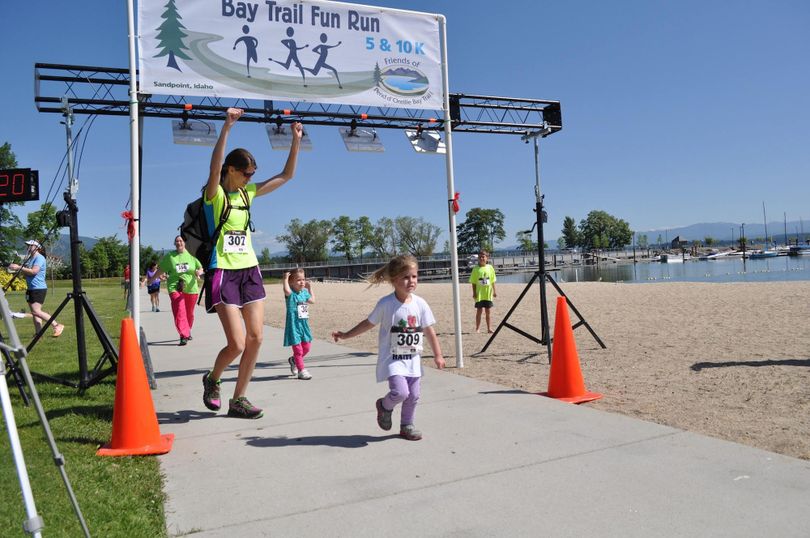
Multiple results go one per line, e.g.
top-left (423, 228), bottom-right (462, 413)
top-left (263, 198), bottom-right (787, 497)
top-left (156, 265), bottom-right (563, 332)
top-left (2, 1), bottom-right (809, 253)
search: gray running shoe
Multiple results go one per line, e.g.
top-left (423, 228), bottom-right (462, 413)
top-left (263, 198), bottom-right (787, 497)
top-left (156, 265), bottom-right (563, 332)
top-left (399, 424), bottom-right (422, 441)
top-left (227, 397), bottom-right (263, 419)
top-left (202, 371), bottom-right (221, 411)
top-left (375, 398), bottom-right (392, 431)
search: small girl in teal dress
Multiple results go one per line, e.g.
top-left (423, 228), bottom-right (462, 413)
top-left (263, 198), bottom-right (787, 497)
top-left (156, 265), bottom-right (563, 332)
top-left (283, 269), bottom-right (315, 380)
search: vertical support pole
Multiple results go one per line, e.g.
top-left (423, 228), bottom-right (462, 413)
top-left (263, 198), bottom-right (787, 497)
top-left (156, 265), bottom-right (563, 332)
top-left (127, 0), bottom-right (141, 339)
top-left (61, 101), bottom-right (90, 386)
top-left (532, 137), bottom-right (552, 359)
top-left (439, 15), bottom-right (464, 368)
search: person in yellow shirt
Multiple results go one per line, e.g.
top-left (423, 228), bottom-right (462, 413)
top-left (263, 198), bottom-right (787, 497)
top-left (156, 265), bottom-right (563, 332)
top-left (200, 107), bottom-right (303, 420)
top-left (469, 250), bottom-right (497, 333)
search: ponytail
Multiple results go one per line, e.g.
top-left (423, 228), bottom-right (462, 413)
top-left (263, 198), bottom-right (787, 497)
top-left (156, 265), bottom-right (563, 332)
top-left (367, 255), bottom-right (418, 286)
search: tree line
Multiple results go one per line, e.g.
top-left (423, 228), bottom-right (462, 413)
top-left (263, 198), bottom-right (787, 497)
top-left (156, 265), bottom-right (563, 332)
top-left (273, 215), bottom-right (443, 263)
top-left (558, 210), bottom-right (633, 250)
top-left (274, 207), bottom-right (637, 262)
top-left (274, 208), bottom-right (514, 263)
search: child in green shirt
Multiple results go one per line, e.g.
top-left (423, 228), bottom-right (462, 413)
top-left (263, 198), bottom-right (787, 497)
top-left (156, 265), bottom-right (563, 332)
top-left (468, 250), bottom-right (497, 333)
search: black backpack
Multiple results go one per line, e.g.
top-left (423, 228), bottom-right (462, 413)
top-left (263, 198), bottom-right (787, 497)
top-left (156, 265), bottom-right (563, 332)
top-left (179, 187), bottom-right (252, 301)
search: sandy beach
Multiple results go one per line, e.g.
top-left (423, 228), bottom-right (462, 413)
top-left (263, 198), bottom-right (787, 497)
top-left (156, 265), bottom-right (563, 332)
top-left (265, 279), bottom-right (810, 460)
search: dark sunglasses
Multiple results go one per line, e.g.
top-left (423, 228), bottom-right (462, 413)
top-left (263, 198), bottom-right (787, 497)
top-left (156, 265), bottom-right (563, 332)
top-left (241, 169), bottom-right (256, 179)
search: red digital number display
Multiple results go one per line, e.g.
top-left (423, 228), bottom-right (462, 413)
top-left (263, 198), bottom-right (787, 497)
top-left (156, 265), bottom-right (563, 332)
top-left (0, 172), bottom-right (24, 197)
top-left (0, 168), bottom-right (39, 202)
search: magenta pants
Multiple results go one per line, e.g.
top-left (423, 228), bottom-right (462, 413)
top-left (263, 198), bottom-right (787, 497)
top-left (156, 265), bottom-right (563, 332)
top-left (291, 341), bottom-right (311, 371)
top-left (383, 375), bottom-right (421, 426)
top-left (169, 291), bottom-right (197, 339)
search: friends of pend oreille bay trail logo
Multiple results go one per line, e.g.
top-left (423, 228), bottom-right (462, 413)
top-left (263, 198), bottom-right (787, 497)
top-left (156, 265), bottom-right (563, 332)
top-left (147, 0), bottom-right (432, 103)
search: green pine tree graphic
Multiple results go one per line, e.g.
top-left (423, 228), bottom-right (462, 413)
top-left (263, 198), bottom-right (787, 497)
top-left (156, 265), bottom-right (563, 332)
top-left (373, 63), bottom-right (382, 87)
top-left (153, 0), bottom-right (191, 71)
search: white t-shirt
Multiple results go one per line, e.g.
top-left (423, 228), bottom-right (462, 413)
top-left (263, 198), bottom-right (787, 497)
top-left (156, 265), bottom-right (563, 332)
top-left (367, 292), bottom-right (436, 382)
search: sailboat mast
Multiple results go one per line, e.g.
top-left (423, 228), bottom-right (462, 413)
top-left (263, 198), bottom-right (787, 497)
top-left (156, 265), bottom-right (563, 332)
top-left (762, 202), bottom-right (768, 246)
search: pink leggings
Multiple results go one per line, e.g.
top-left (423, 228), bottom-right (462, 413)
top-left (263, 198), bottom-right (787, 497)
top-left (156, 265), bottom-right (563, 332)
top-left (169, 291), bottom-right (197, 339)
top-left (291, 341), bottom-right (311, 371)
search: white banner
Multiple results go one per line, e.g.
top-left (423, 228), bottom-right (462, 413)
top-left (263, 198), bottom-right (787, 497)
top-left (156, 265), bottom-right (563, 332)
top-left (137, 0), bottom-right (443, 109)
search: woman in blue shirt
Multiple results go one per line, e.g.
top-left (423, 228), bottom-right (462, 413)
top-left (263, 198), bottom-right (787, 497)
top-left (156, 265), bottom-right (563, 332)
top-left (7, 240), bottom-right (64, 337)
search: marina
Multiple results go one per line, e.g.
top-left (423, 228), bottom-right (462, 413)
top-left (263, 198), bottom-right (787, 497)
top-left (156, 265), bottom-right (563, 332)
top-left (497, 255), bottom-right (810, 284)
top-left (261, 250), bottom-right (810, 285)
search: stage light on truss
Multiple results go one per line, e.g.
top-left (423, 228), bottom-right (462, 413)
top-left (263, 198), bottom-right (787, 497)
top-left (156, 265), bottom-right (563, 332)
top-left (266, 124), bottom-right (313, 151)
top-left (404, 128), bottom-right (446, 154)
top-left (339, 126), bottom-right (385, 152)
top-left (171, 119), bottom-right (218, 146)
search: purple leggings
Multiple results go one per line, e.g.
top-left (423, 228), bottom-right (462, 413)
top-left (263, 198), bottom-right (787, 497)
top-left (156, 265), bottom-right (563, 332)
top-left (382, 375), bottom-right (421, 426)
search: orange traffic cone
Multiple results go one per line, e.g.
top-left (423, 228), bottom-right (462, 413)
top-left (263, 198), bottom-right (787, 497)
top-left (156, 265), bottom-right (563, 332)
top-left (97, 318), bottom-right (174, 456)
top-left (539, 297), bottom-right (602, 404)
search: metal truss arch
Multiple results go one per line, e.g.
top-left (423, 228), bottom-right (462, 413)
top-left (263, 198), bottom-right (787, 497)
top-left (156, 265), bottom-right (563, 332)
top-left (35, 63), bottom-right (561, 137)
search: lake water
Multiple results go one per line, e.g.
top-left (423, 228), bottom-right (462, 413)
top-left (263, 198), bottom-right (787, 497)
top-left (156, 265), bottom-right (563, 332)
top-left (493, 257), bottom-right (810, 284)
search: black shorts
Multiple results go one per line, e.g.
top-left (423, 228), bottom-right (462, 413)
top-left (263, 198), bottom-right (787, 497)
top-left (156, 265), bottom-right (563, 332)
top-left (147, 283), bottom-right (160, 294)
top-left (475, 300), bottom-right (494, 309)
top-left (26, 288), bottom-right (47, 305)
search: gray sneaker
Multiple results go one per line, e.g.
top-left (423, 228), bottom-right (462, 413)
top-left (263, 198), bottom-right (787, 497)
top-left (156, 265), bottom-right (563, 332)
top-left (297, 369), bottom-right (312, 380)
top-left (400, 424), bottom-right (422, 441)
top-left (202, 371), bottom-right (221, 411)
top-left (375, 398), bottom-right (392, 431)
top-left (227, 396), bottom-right (263, 419)
top-left (288, 356), bottom-right (298, 376)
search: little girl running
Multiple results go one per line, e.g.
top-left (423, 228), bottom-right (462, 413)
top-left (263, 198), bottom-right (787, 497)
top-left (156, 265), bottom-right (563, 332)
top-left (283, 269), bottom-right (314, 380)
top-left (332, 255), bottom-right (445, 441)
top-left (143, 260), bottom-right (161, 312)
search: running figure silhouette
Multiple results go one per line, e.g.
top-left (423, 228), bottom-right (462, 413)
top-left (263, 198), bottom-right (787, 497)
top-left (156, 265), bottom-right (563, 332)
top-left (269, 27), bottom-right (309, 86)
top-left (306, 33), bottom-right (343, 88)
top-left (233, 25), bottom-right (259, 78)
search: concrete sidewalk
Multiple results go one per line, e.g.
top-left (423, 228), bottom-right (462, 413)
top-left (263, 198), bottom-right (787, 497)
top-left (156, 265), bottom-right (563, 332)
top-left (139, 290), bottom-right (810, 537)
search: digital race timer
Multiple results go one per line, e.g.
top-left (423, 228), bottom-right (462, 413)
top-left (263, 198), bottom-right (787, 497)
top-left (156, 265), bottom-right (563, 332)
top-left (0, 168), bottom-right (39, 203)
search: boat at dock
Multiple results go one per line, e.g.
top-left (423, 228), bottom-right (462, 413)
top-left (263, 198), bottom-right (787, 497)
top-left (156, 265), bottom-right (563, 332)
top-left (788, 245), bottom-right (810, 256)
top-left (660, 253), bottom-right (692, 263)
top-left (749, 250), bottom-right (779, 259)
top-left (699, 250), bottom-right (742, 260)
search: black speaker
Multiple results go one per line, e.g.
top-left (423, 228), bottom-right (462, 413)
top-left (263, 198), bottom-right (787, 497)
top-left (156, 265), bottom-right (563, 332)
top-left (449, 95), bottom-right (461, 130)
top-left (56, 210), bottom-right (72, 228)
top-left (544, 102), bottom-right (562, 128)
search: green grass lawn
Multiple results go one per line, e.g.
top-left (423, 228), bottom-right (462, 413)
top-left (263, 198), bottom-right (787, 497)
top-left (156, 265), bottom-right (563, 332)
top-left (1, 280), bottom-right (166, 537)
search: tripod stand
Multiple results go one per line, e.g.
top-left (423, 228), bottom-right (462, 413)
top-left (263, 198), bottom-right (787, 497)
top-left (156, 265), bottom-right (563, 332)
top-left (1, 289), bottom-right (91, 537)
top-left (26, 102), bottom-right (117, 390)
top-left (481, 129), bottom-right (605, 361)
top-left (2, 331), bottom-right (30, 406)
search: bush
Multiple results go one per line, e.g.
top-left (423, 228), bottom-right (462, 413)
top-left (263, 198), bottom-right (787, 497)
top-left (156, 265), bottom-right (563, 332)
top-left (0, 270), bottom-right (27, 291)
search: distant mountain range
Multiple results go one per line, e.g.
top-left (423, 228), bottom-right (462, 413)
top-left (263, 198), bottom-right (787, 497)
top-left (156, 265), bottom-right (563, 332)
top-left (536, 220), bottom-right (809, 251)
top-left (38, 234), bottom-right (97, 259)
top-left (16, 234), bottom-right (98, 259)
top-left (632, 220), bottom-right (808, 243)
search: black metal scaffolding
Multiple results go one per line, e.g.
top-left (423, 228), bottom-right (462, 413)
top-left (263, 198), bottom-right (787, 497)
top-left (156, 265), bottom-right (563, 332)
top-left (34, 63), bottom-right (562, 135)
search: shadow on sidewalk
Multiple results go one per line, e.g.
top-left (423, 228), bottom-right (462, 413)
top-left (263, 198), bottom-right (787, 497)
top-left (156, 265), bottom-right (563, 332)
top-left (243, 433), bottom-right (399, 448)
top-left (158, 409), bottom-right (219, 424)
